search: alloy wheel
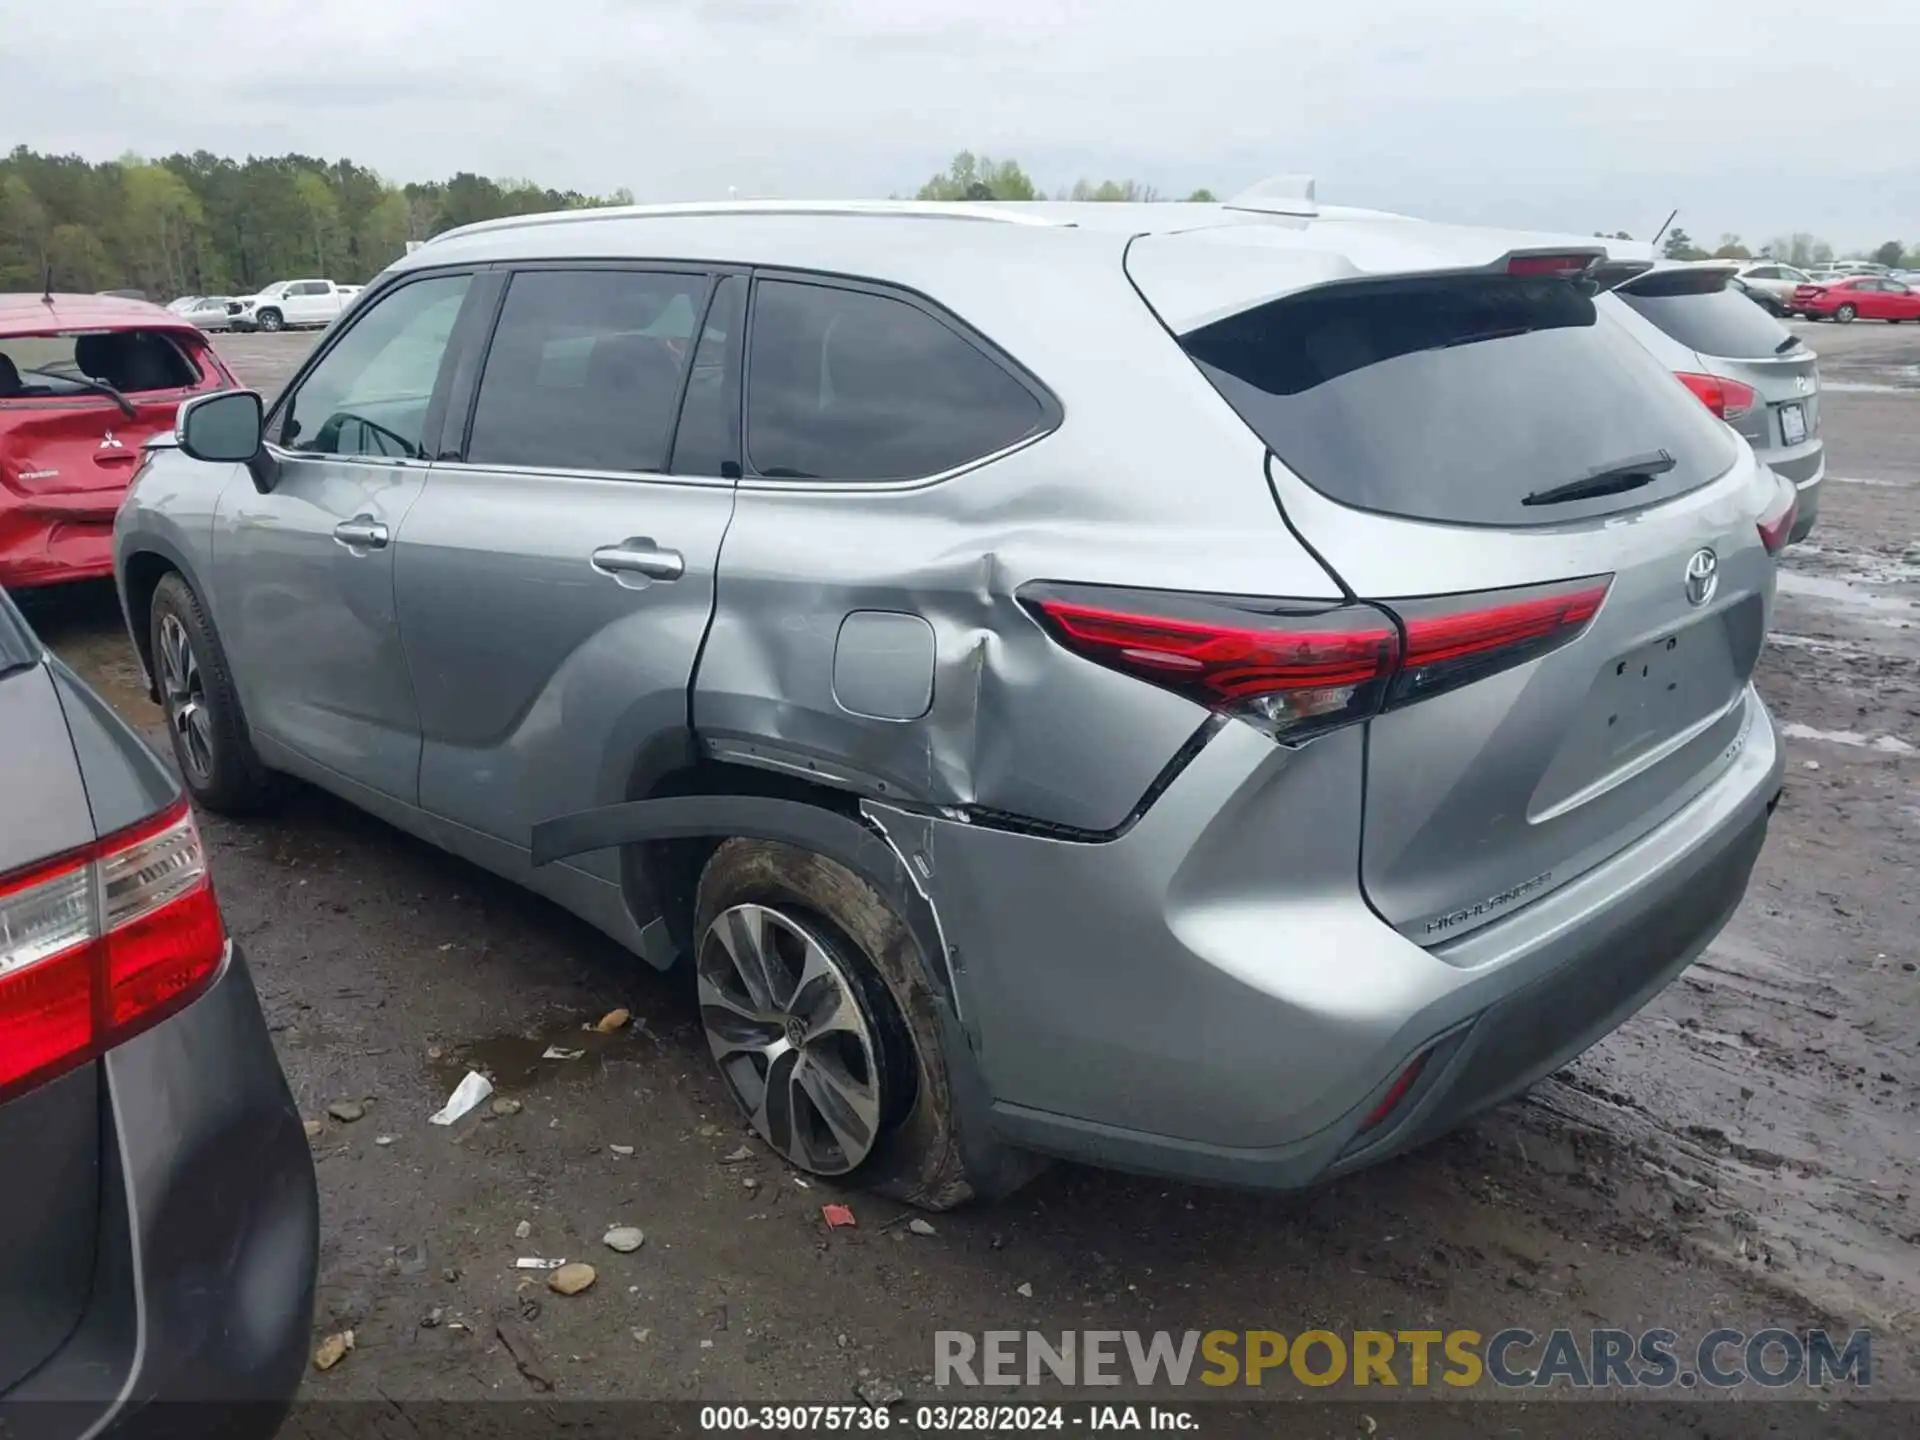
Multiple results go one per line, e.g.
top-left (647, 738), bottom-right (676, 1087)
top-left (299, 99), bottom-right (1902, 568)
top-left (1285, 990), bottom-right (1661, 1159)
top-left (696, 903), bottom-right (885, 1175)
top-left (157, 613), bottom-right (215, 783)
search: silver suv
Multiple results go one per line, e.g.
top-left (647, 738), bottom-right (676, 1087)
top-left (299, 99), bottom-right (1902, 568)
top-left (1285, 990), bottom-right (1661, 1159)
top-left (114, 196), bottom-right (1792, 1207)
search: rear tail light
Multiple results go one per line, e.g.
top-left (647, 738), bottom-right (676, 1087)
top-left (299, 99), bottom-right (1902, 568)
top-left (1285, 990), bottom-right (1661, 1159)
top-left (1020, 585), bottom-right (1399, 744)
top-left (1757, 474), bottom-right (1798, 555)
top-left (0, 797), bottom-right (225, 1100)
top-left (1676, 371), bottom-right (1758, 421)
top-left (1021, 576), bottom-right (1611, 743)
top-left (1386, 578), bottom-right (1612, 709)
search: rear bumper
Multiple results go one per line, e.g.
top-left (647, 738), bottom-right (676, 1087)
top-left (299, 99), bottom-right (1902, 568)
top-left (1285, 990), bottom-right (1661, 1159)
top-left (1786, 462), bottom-right (1822, 543)
top-left (0, 505), bottom-right (119, 590)
top-left (909, 687), bottom-right (1782, 1191)
top-left (0, 945), bottom-right (317, 1439)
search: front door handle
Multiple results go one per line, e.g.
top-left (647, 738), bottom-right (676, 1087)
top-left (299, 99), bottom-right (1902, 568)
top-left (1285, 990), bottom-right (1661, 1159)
top-left (591, 538), bottom-right (685, 583)
top-left (333, 516), bottom-right (389, 550)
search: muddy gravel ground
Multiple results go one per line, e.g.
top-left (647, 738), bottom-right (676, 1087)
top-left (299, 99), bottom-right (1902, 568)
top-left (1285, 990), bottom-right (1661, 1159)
top-left (19, 322), bottom-right (1919, 1433)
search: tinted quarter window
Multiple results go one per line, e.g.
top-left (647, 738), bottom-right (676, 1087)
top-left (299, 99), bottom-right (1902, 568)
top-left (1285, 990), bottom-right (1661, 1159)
top-left (281, 273), bottom-right (471, 458)
top-left (670, 275), bottom-right (745, 478)
top-left (1182, 275), bottom-right (1736, 528)
top-left (466, 269), bottom-right (707, 474)
top-left (746, 280), bottom-right (1043, 482)
top-left (1616, 273), bottom-right (1798, 359)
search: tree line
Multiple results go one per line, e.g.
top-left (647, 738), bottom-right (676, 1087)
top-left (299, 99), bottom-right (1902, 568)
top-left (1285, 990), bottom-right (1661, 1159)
top-left (5, 142), bottom-right (1908, 300)
top-left (1648, 226), bottom-right (1914, 270)
top-left (0, 146), bottom-right (635, 298)
top-left (912, 151), bottom-right (1216, 203)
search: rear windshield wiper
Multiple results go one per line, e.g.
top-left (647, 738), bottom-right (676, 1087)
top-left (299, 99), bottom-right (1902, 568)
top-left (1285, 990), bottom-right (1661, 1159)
top-left (1523, 449), bottom-right (1675, 507)
top-left (22, 366), bottom-right (138, 419)
top-left (1775, 334), bottom-right (1804, 354)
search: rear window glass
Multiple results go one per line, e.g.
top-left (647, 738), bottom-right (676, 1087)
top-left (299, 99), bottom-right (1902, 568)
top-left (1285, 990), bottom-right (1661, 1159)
top-left (1616, 275), bottom-right (1798, 359)
top-left (746, 280), bottom-right (1045, 482)
top-left (1181, 275), bottom-right (1736, 528)
top-left (0, 330), bottom-right (201, 402)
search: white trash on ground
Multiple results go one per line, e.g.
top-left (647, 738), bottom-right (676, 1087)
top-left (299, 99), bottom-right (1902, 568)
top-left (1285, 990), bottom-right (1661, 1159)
top-left (428, 1070), bottom-right (494, 1125)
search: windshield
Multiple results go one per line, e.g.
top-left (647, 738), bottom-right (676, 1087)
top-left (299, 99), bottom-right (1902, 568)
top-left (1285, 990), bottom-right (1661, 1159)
top-left (1181, 274), bottom-right (1735, 528)
top-left (257, 282), bottom-right (290, 298)
top-left (0, 330), bottom-right (203, 401)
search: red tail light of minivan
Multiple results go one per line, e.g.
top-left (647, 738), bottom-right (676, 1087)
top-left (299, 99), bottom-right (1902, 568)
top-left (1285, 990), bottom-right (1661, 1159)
top-left (0, 797), bottom-right (225, 1100)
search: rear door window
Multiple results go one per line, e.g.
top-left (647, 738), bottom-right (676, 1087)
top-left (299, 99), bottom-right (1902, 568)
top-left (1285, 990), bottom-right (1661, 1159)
top-left (745, 279), bottom-right (1046, 482)
top-left (465, 269), bottom-right (708, 475)
top-left (1181, 274), bottom-right (1736, 528)
top-left (1617, 273), bottom-right (1801, 359)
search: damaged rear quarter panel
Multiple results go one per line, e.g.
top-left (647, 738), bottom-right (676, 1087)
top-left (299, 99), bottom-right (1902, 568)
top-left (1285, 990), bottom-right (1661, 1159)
top-left (692, 261), bottom-right (1341, 833)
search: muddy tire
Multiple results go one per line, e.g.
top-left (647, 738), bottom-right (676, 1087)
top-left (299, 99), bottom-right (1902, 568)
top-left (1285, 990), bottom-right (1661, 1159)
top-left (149, 572), bottom-right (279, 814)
top-left (693, 838), bottom-right (1007, 1210)
top-left (256, 307), bottom-right (284, 333)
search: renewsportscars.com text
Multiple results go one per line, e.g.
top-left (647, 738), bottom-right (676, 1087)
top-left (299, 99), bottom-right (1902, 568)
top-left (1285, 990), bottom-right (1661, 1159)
top-left (934, 1327), bottom-right (1871, 1391)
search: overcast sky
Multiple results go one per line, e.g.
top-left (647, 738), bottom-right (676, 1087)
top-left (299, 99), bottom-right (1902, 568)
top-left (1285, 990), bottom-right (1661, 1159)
top-left (8, 0), bottom-right (1916, 250)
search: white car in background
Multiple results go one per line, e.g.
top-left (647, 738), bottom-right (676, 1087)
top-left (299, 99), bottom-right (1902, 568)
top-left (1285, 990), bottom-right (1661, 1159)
top-left (227, 279), bottom-right (362, 333)
top-left (1735, 262), bottom-right (1814, 310)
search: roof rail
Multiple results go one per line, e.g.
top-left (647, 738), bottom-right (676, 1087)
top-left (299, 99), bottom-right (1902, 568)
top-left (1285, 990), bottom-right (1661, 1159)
top-left (1224, 175), bottom-right (1319, 219)
top-left (425, 199), bottom-right (1072, 247)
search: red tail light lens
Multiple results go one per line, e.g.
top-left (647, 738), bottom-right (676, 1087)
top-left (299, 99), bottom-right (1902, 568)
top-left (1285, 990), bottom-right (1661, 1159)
top-left (1386, 578), bottom-right (1612, 709)
top-left (1022, 586), bottom-right (1399, 743)
top-left (1676, 371), bottom-right (1758, 421)
top-left (1757, 474), bottom-right (1798, 555)
top-left (1021, 576), bottom-right (1611, 743)
top-left (0, 798), bottom-right (225, 1100)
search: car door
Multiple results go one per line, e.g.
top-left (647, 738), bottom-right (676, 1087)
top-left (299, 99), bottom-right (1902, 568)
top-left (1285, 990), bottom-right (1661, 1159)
top-left (214, 268), bottom-right (479, 801)
top-left (1883, 278), bottom-right (1920, 319)
top-left (395, 264), bottom-right (741, 881)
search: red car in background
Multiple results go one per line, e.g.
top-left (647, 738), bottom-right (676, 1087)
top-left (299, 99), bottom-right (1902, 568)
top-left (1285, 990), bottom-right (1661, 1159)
top-left (1, 293), bottom-right (239, 590)
top-left (1791, 275), bottom-right (1920, 324)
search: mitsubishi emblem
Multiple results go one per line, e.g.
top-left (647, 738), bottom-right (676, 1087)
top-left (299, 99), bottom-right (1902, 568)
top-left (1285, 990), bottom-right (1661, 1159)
top-left (99, 431), bottom-right (125, 450)
top-left (1684, 548), bottom-right (1719, 608)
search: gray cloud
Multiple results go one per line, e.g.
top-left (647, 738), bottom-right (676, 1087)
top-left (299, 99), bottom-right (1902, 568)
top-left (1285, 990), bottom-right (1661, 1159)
top-left (5, 0), bottom-right (1915, 247)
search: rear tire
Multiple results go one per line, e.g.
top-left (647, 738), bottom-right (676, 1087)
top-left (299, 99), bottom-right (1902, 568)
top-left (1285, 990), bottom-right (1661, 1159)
top-left (693, 838), bottom-right (1028, 1210)
top-left (1835, 303), bottom-right (1857, 323)
top-left (149, 572), bottom-right (278, 814)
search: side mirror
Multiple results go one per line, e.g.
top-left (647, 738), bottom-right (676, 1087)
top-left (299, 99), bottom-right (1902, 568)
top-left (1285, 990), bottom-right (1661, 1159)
top-left (177, 389), bottom-right (279, 492)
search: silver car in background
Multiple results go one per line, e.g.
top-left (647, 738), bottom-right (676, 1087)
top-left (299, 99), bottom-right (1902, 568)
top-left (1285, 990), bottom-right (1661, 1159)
top-left (114, 195), bottom-right (1792, 1207)
top-left (1603, 261), bottom-right (1822, 542)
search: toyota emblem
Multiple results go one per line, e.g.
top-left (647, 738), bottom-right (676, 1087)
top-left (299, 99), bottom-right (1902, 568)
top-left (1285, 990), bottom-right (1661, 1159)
top-left (1684, 548), bottom-right (1719, 607)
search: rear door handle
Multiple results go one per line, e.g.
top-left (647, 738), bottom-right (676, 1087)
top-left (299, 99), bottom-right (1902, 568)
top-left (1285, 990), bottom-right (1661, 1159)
top-left (591, 538), bottom-right (685, 583)
top-left (333, 516), bottom-right (389, 550)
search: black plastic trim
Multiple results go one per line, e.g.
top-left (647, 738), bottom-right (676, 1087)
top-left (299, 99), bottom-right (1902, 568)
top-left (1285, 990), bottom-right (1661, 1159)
top-left (531, 794), bottom-right (953, 998)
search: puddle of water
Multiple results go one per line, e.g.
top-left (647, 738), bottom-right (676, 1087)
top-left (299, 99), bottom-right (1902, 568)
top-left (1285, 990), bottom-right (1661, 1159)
top-left (1779, 721), bottom-right (1915, 753)
top-left (433, 1023), bottom-right (637, 1091)
top-left (1766, 632), bottom-right (1866, 656)
top-left (1775, 569), bottom-right (1918, 616)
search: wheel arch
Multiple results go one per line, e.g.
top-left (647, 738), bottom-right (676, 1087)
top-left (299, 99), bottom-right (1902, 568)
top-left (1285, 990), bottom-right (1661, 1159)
top-left (536, 757), bottom-right (950, 998)
top-left (118, 537), bottom-right (206, 702)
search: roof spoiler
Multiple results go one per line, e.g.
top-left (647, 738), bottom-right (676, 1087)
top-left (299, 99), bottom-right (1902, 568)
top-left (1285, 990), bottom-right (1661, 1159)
top-left (1225, 174), bottom-right (1319, 219)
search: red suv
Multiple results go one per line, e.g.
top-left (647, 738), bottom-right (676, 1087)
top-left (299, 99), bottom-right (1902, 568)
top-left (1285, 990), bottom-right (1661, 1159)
top-left (1, 294), bottom-right (239, 590)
